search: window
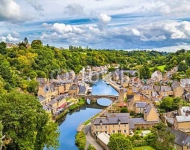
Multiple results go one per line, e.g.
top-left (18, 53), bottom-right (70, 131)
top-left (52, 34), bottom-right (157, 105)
top-left (105, 131), bottom-right (107, 134)
top-left (105, 126), bottom-right (107, 129)
top-left (124, 125), bottom-right (126, 127)
top-left (118, 130), bottom-right (121, 133)
top-left (124, 130), bottom-right (126, 133)
top-left (96, 126), bottom-right (98, 129)
top-left (113, 130), bottom-right (115, 133)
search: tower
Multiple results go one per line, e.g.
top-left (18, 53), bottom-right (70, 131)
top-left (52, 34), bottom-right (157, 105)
top-left (118, 87), bottom-right (127, 102)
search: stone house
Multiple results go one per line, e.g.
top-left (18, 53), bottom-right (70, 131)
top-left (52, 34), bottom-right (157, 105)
top-left (172, 130), bottom-right (190, 150)
top-left (91, 113), bottom-right (131, 136)
top-left (172, 80), bottom-right (184, 98)
top-left (140, 85), bottom-right (154, 98)
top-left (135, 102), bottom-right (147, 114)
top-left (69, 84), bottom-right (79, 97)
top-left (159, 86), bottom-right (173, 97)
top-left (174, 106), bottom-right (190, 133)
top-left (144, 104), bottom-right (160, 122)
top-left (151, 71), bottom-right (162, 82)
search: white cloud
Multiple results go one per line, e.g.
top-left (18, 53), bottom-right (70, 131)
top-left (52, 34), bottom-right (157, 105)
top-left (0, 0), bottom-right (21, 22)
top-left (6, 34), bottom-right (19, 42)
top-left (0, 36), bottom-right (6, 42)
top-left (98, 13), bottom-right (111, 30)
top-left (132, 29), bottom-right (141, 36)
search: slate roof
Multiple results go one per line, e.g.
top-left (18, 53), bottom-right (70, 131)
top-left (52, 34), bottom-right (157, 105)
top-left (38, 95), bottom-right (45, 102)
top-left (79, 85), bottom-right (86, 94)
top-left (69, 84), bottom-right (78, 90)
top-left (136, 102), bottom-right (147, 108)
top-left (176, 116), bottom-right (190, 122)
top-left (141, 85), bottom-right (153, 90)
top-left (172, 130), bottom-right (190, 147)
top-left (160, 86), bottom-right (172, 92)
top-left (171, 80), bottom-right (180, 89)
top-left (93, 113), bottom-right (130, 125)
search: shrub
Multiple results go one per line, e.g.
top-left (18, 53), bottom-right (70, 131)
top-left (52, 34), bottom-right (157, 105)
top-left (75, 131), bottom-right (86, 150)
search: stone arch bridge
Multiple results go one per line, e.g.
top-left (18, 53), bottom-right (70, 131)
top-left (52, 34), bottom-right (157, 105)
top-left (85, 95), bottom-right (119, 103)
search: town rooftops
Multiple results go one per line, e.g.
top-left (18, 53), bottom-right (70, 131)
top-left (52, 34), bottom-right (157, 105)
top-left (69, 84), bottom-right (78, 90)
top-left (172, 130), bottom-right (190, 147)
top-left (38, 95), bottom-right (45, 102)
top-left (78, 85), bottom-right (86, 95)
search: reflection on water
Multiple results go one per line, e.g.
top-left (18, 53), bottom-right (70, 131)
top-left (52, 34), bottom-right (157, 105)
top-left (92, 80), bottom-right (118, 96)
top-left (97, 98), bottom-right (112, 106)
top-left (58, 80), bottom-right (118, 150)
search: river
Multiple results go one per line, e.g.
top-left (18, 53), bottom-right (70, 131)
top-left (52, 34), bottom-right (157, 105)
top-left (58, 80), bottom-right (118, 150)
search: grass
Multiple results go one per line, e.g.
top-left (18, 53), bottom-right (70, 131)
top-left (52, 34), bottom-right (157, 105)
top-left (134, 146), bottom-right (155, 150)
top-left (150, 65), bottom-right (166, 72)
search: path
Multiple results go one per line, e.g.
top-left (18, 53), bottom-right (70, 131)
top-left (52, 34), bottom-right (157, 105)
top-left (84, 124), bottom-right (103, 150)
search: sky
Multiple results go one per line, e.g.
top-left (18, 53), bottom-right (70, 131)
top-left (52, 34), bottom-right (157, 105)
top-left (0, 0), bottom-right (190, 51)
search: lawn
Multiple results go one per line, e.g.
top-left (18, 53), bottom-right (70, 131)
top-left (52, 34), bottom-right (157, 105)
top-left (134, 146), bottom-right (155, 150)
top-left (150, 65), bottom-right (166, 72)
top-left (157, 65), bottom-right (166, 71)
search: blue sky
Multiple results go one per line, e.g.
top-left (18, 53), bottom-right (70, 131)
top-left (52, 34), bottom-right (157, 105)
top-left (0, 0), bottom-right (190, 51)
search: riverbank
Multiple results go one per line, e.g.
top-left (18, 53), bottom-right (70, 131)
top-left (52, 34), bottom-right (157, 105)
top-left (103, 75), bottom-right (120, 92)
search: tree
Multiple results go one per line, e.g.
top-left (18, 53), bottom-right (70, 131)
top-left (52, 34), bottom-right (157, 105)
top-left (178, 61), bottom-right (188, 72)
top-left (31, 40), bottom-right (43, 49)
top-left (146, 123), bottom-right (175, 150)
top-left (24, 37), bottom-right (28, 44)
top-left (160, 97), bottom-right (173, 111)
top-left (186, 68), bottom-right (190, 78)
top-left (0, 91), bottom-right (59, 150)
top-left (0, 42), bottom-right (6, 55)
top-left (108, 133), bottom-right (133, 150)
top-left (140, 65), bottom-right (150, 79)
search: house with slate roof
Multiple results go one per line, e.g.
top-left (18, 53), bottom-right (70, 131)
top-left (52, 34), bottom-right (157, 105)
top-left (174, 106), bottom-right (190, 133)
top-left (91, 112), bottom-right (159, 137)
top-left (172, 80), bottom-right (184, 98)
top-left (172, 130), bottom-right (190, 150)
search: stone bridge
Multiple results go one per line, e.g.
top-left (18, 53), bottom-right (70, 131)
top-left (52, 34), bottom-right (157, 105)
top-left (85, 95), bottom-right (119, 102)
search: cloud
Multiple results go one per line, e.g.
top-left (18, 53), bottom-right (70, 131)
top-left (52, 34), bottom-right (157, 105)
top-left (0, 0), bottom-right (32, 23)
top-left (26, 0), bottom-right (44, 12)
top-left (0, 33), bottom-right (19, 42)
top-left (97, 13), bottom-right (111, 30)
top-left (64, 3), bottom-right (85, 17)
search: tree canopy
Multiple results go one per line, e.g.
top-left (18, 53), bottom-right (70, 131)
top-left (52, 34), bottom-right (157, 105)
top-left (108, 133), bottom-right (133, 150)
top-left (0, 91), bottom-right (59, 150)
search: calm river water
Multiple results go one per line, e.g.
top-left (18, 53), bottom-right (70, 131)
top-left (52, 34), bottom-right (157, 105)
top-left (58, 80), bottom-right (118, 150)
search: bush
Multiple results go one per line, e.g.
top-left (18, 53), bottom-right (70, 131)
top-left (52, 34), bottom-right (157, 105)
top-left (87, 144), bottom-right (96, 150)
top-left (75, 131), bottom-right (86, 150)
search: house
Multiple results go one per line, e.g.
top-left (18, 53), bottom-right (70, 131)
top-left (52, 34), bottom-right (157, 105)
top-left (135, 102), bottom-right (147, 114)
top-left (143, 104), bottom-right (159, 122)
top-left (97, 132), bottom-right (110, 150)
top-left (172, 80), bottom-right (184, 97)
top-left (151, 71), bottom-right (162, 82)
top-left (91, 113), bottom-right (131, 136)
top-left (174, 106), bottom-right (190, 133)
top-left (160, 86), bottom-right (173, 97)
top-left (69, 84), bottom-right (79, 97)
top-left (172, 130), bottom-right (190, 150)
top-left (91, 112), bottom-right (159, 137)
top-left (140, 85), bottom-right (154, 98)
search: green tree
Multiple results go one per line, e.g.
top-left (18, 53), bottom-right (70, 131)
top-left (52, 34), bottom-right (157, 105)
top-left (146, 123), bottom-right (175, 150)
top-left (178, 61), bottom-right (188, 72)
top-left (0, 91), bottom-right (59, 150)
top-left (31, 40), bottom-right (43, 49)
top-left (108, 133), bottom-right (133, 150)
top-left (186, 68), bottom-right (190, 78)
top-left (0, 42), bottom-right (6, 55)
top-left (160, 97), bottom-right (173, 111)
top-left (140, 65), bottom-right (150, 79)
top-left (87, 144), bottom-right (96, 150)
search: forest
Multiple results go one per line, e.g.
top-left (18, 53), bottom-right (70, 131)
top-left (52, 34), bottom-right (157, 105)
top-left (0, 39), bottom-right (190, 149)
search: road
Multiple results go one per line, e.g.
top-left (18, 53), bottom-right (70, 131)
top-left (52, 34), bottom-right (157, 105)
top-left (84, 124), bottom-right (103, 150)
